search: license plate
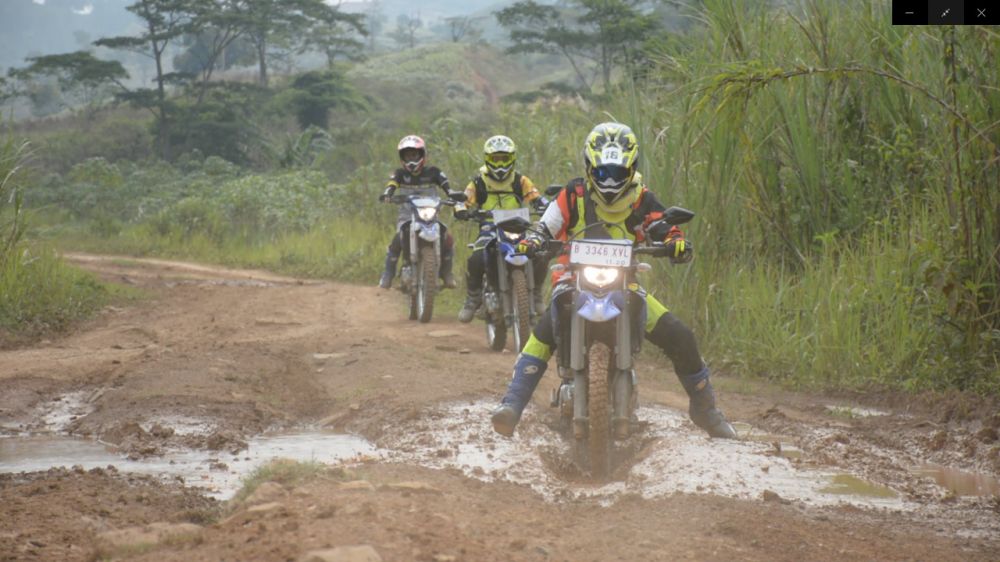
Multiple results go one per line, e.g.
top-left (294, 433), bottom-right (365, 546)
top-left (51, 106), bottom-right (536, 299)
top-left (569, 239), bottom-right (633, 267)
top-left (490, 208), bottom-right (530, 223)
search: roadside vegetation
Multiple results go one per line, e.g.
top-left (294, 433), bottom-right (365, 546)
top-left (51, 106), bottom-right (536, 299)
top-left (0, 124), bottom-right (116, 344)
top-left (2, 1), bottom-right (997, 393)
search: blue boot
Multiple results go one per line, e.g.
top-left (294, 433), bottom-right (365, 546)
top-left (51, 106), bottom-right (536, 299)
top-left (379, 252), bottom-right (399, 289)
top-left (679, 366), bottom-right (737, 439)
top-left (491, 354), bottom-right (547, 437)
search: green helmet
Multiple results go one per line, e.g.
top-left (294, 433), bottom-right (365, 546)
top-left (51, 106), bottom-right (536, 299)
top-left (483, 135), bottom-right (517, 181)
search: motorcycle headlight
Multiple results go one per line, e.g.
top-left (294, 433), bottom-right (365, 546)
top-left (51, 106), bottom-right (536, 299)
top-left (417, 207), bottom-right (438, 221)
top-left (582, 266), bottom-right (619, 287)
top-left (502, 230), bottom-right (522, 241)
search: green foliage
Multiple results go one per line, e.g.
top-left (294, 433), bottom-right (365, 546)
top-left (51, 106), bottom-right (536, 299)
top-left (1, 130), bottom-right (31, 263)
top-left (0, 247), bottom-right (115, 340)
top-left (281, 69), bottom-right (367, 130)
top-left (24, 113), bottom-right (155, 174)
top-left (621, 0), bottom-right (1000, 392)
top-left (165, 82), bottom-right (271, 165)
top-left (495, 0), bottom-right (661, 92)
top-left (11, 51), bottom-right (127, 109)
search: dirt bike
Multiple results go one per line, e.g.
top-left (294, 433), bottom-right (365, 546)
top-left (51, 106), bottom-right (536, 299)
top-left (391, 192), bottom-right (465, 323)
top-left (459, 205), bottom-right (547, 352)
top-left (545, 206), bottom-right (695, 478)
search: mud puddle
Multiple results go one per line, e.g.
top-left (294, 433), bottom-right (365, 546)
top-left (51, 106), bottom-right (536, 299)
top-left (0, 430), bottom-right (376, 499)
top-left (913, 463), bottom-right (1000, 497)
top-left (380, 400), bottom-right (920, 509)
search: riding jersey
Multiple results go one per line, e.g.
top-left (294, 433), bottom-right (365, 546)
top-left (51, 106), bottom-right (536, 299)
top-left (385, 166), bottom-right (451, 226)
top-left (463, 166), bottom-right (541, 211)
top-left (538, 172), bottom-right (670, 243)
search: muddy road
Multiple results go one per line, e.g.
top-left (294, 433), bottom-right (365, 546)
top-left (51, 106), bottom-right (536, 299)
top-left (1, 254), bottom-right (998, 561)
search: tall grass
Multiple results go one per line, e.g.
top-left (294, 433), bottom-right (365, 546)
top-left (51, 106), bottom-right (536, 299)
top-left (612, 0), bottom-right (999, 392)
top-left (0, 124), bottom-right (115, 342)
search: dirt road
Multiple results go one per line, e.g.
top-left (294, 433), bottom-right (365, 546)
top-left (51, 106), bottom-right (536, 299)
top-left (1, 255), bottom-right (998, 561)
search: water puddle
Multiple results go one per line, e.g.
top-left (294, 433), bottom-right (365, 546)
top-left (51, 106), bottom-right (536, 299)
top-left (912, 463), bottom-right (1000, 497)
top-left (0, 430), bottom-right (376, 500)
top-left (825, 405), bottom-right (889, 418)
top-left (820, 474), bottom-right (897, 498)
top-left (730, 422), bottom-right (800, 459)
top-left (381, 400), bottom-right (908, 509)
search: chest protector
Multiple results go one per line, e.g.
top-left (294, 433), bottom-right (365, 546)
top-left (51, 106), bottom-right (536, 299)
top-left (564, 179), bottom-right (643, 242)
top-left (474, 172), bottom-right (524, 211)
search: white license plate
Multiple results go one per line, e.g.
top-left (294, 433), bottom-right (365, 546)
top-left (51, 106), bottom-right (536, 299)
top-left (490, 208), bottom-right (530, 223)
top-left (569, 239), bottom-right (633, 267)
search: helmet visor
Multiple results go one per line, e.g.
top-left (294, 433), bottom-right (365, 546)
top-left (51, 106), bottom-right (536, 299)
top-left (400, 148), bottom-right (424, 163)
top-left (591, 165), bottom-right (631, 188)
top-left (486, 152), bottom-right (514, 167)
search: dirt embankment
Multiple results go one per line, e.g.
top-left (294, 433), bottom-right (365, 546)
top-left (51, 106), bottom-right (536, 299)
top-left (1, 254), bottom-right (998, 561)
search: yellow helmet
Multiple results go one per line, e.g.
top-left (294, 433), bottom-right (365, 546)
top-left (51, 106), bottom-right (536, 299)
top-left (583, 123), bottom-right (639, 213)
top-left (483, 135), bottom-right (516, 181)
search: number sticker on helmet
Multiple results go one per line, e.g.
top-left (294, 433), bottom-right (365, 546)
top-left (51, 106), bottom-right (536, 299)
top-left (602, 147), bottom-right (623, 165)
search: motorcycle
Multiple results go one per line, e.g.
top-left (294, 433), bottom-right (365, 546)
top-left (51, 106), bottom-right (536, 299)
top-left (459, 205), bottom-right (546, 352)
top-left (390, 192), bottom-right (466, 323)
top-left (545, 206), bottom-right (695, 478)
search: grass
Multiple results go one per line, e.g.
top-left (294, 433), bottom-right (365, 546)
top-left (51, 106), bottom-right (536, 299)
top-left (231, 459), bottom-right (330, 505)
top-left (0, 245), bottom-right (138, 344)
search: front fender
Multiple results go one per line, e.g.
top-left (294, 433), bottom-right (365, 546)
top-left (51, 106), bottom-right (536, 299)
top-left (575, 291), bottom-right (626, 323)
top-left (417, 222), bottom-right (441, 242)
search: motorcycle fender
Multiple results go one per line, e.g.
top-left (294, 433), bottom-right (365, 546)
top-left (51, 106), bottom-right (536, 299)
top-left (505, 254), bottom-right (529, 267)
top-left (418, 222), bottom-right (441, 243)
top-left (575, 291), bottom-right (625, 323)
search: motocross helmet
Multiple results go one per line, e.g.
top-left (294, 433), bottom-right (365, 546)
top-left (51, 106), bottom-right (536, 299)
top-left (583, 123), bottom-right (639, 214)
top-left (483, 135), bottom-right (516, 181)
top-left (398, 135), bottom-right (427, 174)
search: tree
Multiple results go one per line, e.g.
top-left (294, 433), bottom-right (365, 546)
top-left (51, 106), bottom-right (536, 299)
top-left (300, 12), bottom-right (367, 67)
top-left (444, 16), bottom-right (478, 43)
top-left (241, 0), bottom-right (366, 87)
top-left (11, 51), bottom-right (128, 112)
top-left (495, 0), bottom-right (660, 92)
top-left (394, 14), bottom-right (422, 49)
top-left (95, 0), bottom-right (195, 159)
top-left (363, 0), bottom-right (386, 52)
top-left (182, 0), bottom-right (252, 90)
top-left (282, 68), bottom-right (367, 130)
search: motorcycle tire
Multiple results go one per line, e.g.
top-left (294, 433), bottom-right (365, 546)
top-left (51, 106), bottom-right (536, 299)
top-left (586, 342), bottom-right (612, 479)
top-left (510, 269), bottom-right (532, 353)
top-left (417, 245), bottom-right (438, 323)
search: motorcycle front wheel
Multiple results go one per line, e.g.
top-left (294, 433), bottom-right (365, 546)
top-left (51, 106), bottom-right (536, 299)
top-left (416, 245), bottom-right (438, 323)
top-left (509, 269), bottom-right (532, 353)
top-left (585, 341), bottom-right (612, 479)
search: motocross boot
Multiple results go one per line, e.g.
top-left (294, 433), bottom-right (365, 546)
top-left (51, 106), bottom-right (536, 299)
top-left (458, 289), bottom-right (483, 323)
top-left (491, 354), bottom-right (547, 437)
top-left (440, 252), bottom-right (457, 289)
top-left (680, 366), bottom-right (737, 439)
top-left (379, 253), bottom-right (399, 289)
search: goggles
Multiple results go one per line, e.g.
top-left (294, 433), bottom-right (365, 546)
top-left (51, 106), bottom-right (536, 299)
top-left (591, 165), bottom-right (631, 188)
top-left (400, 148), bottom-right (424, 162)
top-left (486, 152), bottom-right (515, 167)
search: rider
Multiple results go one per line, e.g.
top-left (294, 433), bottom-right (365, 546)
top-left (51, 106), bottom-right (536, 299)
top-left (490, 122), bottom-right (737, 439)
top-left (456, 135), bottom-right (549, 322)
top-left (378, 135), bottom-right (456, 290)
